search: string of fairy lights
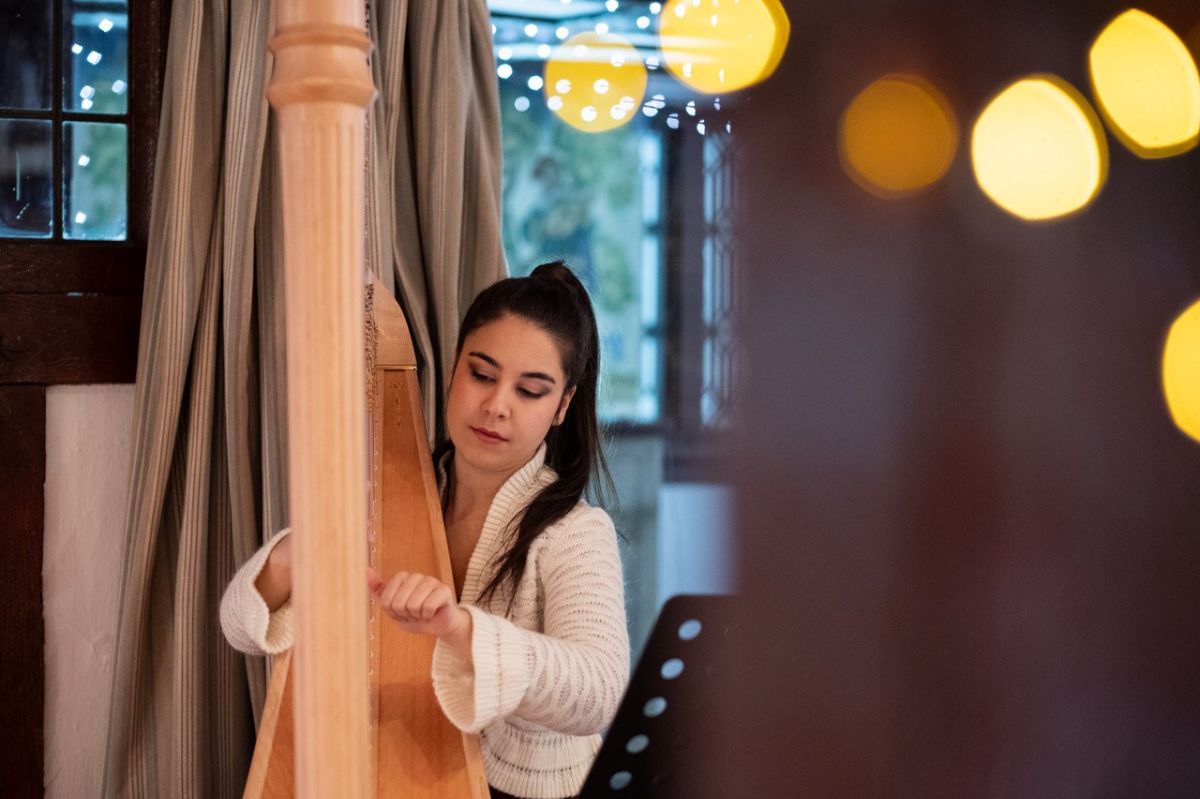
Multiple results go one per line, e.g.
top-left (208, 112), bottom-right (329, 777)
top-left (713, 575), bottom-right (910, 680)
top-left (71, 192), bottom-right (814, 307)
top-left (489, 0), bottom-right (788, 136)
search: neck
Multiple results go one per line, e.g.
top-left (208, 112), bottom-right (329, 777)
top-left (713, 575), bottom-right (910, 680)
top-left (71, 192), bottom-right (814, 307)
top-left (447, 455), bottom-right (519, 524)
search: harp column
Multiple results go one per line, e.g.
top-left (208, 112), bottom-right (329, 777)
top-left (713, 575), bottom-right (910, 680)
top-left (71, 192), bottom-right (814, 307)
top-left (267, 1), bottom-right (376, 797)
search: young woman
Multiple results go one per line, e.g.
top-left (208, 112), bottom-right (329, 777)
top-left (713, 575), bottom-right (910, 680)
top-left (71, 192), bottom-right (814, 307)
top-left (220, 262), bottom-right (629, 799)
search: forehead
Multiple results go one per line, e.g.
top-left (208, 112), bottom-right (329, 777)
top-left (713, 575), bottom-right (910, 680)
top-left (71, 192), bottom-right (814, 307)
top-left (462, 314), bottom-right (567, 379)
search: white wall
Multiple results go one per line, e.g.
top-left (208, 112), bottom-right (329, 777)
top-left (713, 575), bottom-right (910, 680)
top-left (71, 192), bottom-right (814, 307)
top-left (43, 384), bottom-right (134, 797)
top-left (656, 482), bottom-right (737, 607)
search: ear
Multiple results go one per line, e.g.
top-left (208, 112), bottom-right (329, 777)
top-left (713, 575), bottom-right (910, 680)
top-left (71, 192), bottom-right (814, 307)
top-left (553, 387), bottom-right (577, 426)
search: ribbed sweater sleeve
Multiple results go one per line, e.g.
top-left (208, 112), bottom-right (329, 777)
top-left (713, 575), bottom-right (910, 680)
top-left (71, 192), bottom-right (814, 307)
top-left (432, 507), bottom-right (629, 736)
top-left (219, 528), bottom-right (295, 655)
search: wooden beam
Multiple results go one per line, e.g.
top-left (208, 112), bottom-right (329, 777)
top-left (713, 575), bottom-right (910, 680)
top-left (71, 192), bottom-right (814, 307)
top-left (0, 386), bottom-right (46, 797)
top-left (0, 294), bottom-right (139, 384)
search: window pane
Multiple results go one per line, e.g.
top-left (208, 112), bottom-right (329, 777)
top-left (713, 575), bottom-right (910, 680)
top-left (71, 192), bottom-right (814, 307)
top-left (0, 0), bottom-right (53, 110)
top-left (0, 120), bottom-right (53, 238)
top-left (64, 1), bottom-right (129, 114)
top-left (64, 121), bottom-right (127, 240)
top-left (498, 68), bottom-right (665, 424)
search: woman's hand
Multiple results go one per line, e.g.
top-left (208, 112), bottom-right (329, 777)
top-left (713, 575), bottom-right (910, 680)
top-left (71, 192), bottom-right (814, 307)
top-left (368, 569), bottom-right (473, 656)
top-left (255, 533), bottom-right (293, 612)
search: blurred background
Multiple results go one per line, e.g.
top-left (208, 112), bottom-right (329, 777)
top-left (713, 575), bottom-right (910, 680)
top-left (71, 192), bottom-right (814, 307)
top-left (492, 0), bottom-right (1200, 794)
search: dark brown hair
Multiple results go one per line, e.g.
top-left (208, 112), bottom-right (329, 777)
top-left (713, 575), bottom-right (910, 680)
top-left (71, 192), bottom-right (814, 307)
top-left (433, 261), bottom-right (613, 609)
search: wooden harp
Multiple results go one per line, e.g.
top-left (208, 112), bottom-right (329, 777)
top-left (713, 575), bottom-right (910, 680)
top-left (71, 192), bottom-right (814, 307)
top-left (251, 0), bottom-right (488, 796)
top-left (242, 280), bottom-right (489, 799)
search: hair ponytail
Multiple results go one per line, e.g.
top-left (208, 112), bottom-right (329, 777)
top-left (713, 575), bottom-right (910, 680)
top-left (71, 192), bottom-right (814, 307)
top-left (434, 261), bottom-right (613, 610)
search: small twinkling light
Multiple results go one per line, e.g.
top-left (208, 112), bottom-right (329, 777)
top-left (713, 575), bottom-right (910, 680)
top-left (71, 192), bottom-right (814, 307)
top-left (556, 26), bottom-right (570, 40)
top-left (667, 114), bottom-right (680, 129)
top-left (75, 212), bottom-right (88, 224)
top-left (606, 0), bottom-right (619, 10)
top-left (650, 2), bottom-right (662, 13)
top-left (492, 23), bottom-right (497, 35)
top-left (594, 78), bottom-right (610, 94)
top-left (714, 97), bottom-right (722, 110)
top-left (80, 85), bottom-right (95, 99)
top-left (646, 55), bottom-right (660, 69)
top-left (697, 120), bottom-right (706, 134)
top-left (111, 80), bottom-right (126, 94)
top-left (556, 78), bottom-right (572, 94)
top-left (611, 106), bottom-right (627, 120)
top-left (643, 106), bottom-right (659, 117)
top-left (726, 121), bottom-right (732, 133)
top-left (596, 22), bottom-right (610, 35)
top-left (497, 64), bottom-right (514, 79)
top-left (98, 18), bottom-right (114, 32)
top-left (498, 46), bottom-right (512, 61)
top-left (548, 96), bottom-right (564, 111)
top-left (537, 44), bottom-right (552, 59)
top-left (87, 50), bottom-right (102, 65)
top-left (581, 106), bottom-right (598, 122)
top-left (637, 16), bottom-right (650, 29)
top-left (81, 98), bottom-right (94, 110)
top-left (528, 75), bottom-right (544, 91)
top-left (525, 23), bottom-right (539, 37)
top-left (77, 154), bottom-right (91, 167)
top-left (71, 43), bottom-right (83, 54)
top-left (515, 96), bottom-right (531, 112)
top-left (685, 99), bottom-right (696, 116)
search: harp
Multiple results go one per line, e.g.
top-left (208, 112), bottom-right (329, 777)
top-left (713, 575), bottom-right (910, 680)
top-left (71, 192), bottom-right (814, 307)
top-left (245, 1), bottom-right (488, 796)
top-left (241, 279), bottom-right (490, 799)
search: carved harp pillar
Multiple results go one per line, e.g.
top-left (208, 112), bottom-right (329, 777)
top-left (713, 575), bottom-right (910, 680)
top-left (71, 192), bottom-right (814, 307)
top-left (266, 1), bottom-right (374, 797)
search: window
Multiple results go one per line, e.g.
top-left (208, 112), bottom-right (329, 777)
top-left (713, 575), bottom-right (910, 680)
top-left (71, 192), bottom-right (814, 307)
top-left (1, 0), bottom-right (130, 241)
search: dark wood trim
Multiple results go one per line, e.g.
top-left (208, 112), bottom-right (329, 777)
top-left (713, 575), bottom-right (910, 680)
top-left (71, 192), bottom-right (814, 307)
top-left (0, 385), bottom-right (46, 799)
top-left (0, 243), bottom-right (145, 295)
top-left (0, 293), bottom-right (140, 384)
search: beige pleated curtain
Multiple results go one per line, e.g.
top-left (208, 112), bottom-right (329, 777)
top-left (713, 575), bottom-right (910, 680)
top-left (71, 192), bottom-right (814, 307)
top-left (101, 0), bottom-right (506, 794)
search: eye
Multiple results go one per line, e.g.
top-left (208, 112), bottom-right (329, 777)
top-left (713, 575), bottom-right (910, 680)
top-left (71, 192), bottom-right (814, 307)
top-left (517, 386), bottom-right (548, 399)
top-left (470, 369), bottom-right (495, 384)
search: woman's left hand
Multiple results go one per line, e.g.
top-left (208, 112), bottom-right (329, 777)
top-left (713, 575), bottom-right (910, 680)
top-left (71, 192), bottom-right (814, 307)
top-left (367, 569), bottom-right (472, 647)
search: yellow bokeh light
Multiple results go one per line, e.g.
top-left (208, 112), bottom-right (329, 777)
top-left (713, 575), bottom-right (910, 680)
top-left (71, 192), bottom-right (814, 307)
top-left (1162, 299), bottom-right (1200, 444)
top-left (971, 76), bottom-right (1108, 222)
top-left (1089, 9), bottom-right (1200, 158)
top-left (838, 74), bottom-right (959, 199)
top-left (659, 0), bottom-right (790, 94)
top-left (544, 32), bottom-right (647, 133)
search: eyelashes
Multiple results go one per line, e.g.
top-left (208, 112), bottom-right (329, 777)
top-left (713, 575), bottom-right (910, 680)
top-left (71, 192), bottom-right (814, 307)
top-left (469, 370), bottom-right (547, 400)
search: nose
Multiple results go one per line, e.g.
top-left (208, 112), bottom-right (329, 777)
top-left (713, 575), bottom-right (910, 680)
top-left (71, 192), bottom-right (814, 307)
top-left (481, 385), bottom-right (509, 420)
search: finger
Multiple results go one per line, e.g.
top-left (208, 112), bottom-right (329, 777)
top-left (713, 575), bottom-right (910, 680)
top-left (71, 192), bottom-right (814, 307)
top-left (405, 579), bottom-right (440, 620)
top-left (366, 567), bottom-right (384, 595)
top-left (422, 584), bottom-right (454, 621)
top-left (378, 572), bottom-right (409, 616)
top-left (390, 573), bottom-right (424, 620)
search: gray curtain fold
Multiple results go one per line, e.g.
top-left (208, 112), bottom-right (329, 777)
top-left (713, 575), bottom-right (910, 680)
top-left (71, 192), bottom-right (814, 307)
top-left (370, 0), bottom-right (508, 438)
top-left (103, 0), bottom-right (505, 794)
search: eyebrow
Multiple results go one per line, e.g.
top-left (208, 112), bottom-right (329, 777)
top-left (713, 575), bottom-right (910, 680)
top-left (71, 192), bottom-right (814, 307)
top-left (467, 351), bottom-right (558, 385)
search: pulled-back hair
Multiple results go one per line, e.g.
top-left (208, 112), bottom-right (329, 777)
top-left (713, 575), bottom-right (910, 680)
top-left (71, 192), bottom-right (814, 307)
top-left (433, 261), bottom-right (613, 609)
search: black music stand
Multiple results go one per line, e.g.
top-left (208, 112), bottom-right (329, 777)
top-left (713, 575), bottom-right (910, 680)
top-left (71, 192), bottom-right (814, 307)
top-left (579, 594), bottom-right (738, 799)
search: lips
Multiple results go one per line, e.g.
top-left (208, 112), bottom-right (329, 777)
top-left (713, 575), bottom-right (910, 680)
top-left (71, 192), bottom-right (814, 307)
top-left (471, 426), bottom-right (507, 443)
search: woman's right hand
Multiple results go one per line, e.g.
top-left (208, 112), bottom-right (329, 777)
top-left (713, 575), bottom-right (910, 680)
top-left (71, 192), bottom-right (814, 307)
top-left (254, 532), bottom-right (293, 612)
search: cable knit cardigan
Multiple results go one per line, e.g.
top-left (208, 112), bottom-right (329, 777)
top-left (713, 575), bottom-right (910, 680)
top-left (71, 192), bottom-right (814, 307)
top-left (219, 444), bottom-right (630, 799)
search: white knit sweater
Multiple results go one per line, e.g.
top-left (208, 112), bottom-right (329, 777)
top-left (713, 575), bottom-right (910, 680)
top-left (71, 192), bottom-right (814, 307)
top-left (219, 444), bottom-right (630, 799)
